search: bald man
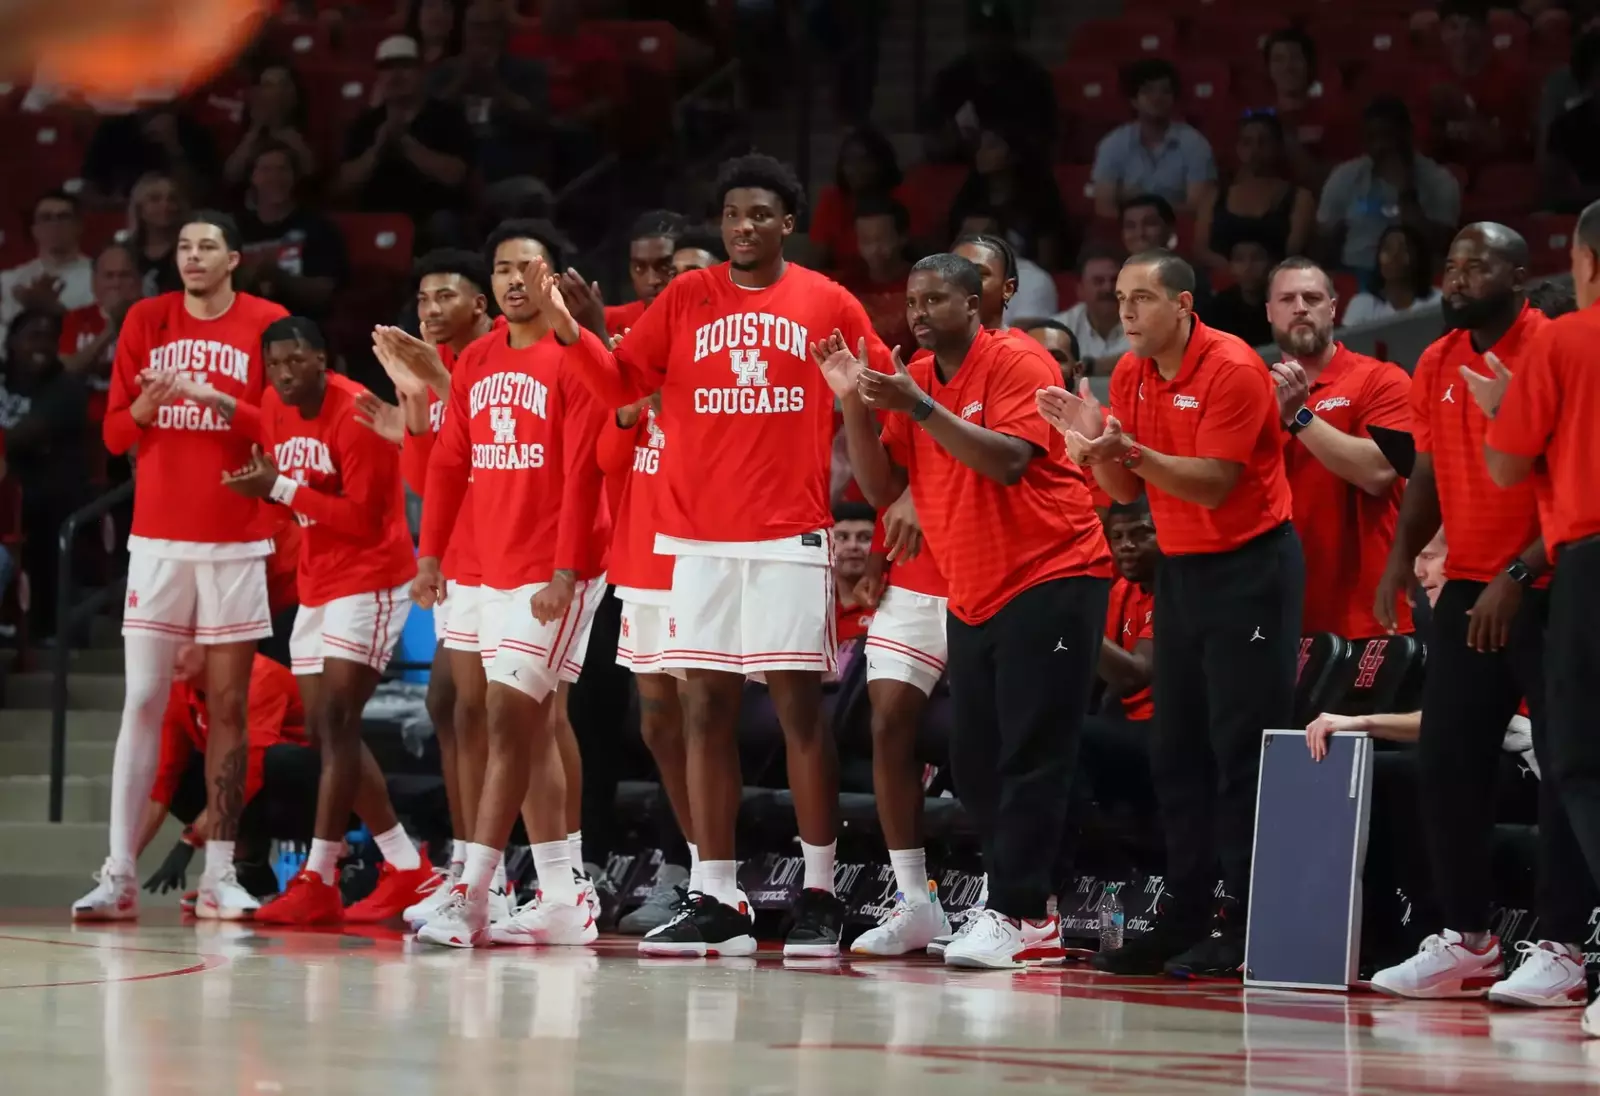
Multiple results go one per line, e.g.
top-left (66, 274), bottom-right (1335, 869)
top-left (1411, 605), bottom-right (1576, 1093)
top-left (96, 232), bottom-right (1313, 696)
top-left (1370, 223), bottom-right (1595, 1006)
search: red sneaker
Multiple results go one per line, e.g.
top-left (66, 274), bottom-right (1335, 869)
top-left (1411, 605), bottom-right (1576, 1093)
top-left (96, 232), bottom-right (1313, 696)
top-left (344, 862), bottom-right (439, 924)
top-left (255, 870), bottom-right (345, 926)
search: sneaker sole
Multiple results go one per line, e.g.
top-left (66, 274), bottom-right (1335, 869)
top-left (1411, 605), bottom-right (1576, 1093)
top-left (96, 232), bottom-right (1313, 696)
top-left (195, 905), bottom-right (257, 922)
top-left (944, 952), bottom-right (1024, 970)
top-left (418, 929), bottom-right (490, 949)
top-left (783, 942), bottom-right (841, 958)
top-left (1487, 985), bottom-right (1587, 1008)
top-left (1370, 977), bottom-right (1498, 999)
top-left (71, 908), bottom-right (137, 922)
top-left (639, 934), bottom-right (757, 958)
top-left (852, 940), bottom-right (937, 957)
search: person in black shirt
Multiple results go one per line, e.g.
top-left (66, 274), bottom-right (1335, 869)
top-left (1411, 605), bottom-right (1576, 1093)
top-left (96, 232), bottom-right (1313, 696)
top-left (81, 102), bottom-right (220, 208)
top-left (426, 2), bottom-right (548, 183)
top-left (1543, 30), bottom-right (1600, 213)
top-left (235, 143), bottom-right (349, 321)
top-left (1205, 237), bottom-right (1277, 350)
top-left (921, 4), bottom-right (1056, 164)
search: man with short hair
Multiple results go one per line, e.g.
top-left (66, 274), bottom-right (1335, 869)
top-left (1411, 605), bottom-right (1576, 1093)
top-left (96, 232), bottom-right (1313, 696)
top-left (604, 210), bottom-right (689, 333)
top-left (1119, 195), bottom-right (1212, 316)
top-left (1016, 318), bottom-right (1083, 388)
top-left (1, 190), bottom-right (93, 341)
top-left (1267, 257), bottom-right (1412, 642)
top-left (1424, 0), bottom-right (1529, 166)
top-left (1092, 59), bottom-right (1217, 217)
top-left (59, 243), bottom-right (143, 411)
top-left (1205, 237), bottom-right (1277, 348)
top-left (844, 197), bottom-right (916, 357)
top-left (427, 0), bottom-right (547, 183)
top-left (1053, 245), bottom-right (1129, 375)
top-left (235, 143), bottom-right (349, 322)
top-left (1038, 249), bottom-right (1301, 978)
top-left (832, 500), bottom-right (877, 645)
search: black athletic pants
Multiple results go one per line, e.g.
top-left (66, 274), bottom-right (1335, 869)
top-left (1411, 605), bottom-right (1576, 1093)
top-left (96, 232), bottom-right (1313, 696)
top-left (946, 575), bottom-right (1108, 919)
top-left (1419, 579), bottom-right (1596, 940)
top-left (169, 743), bottom-right (321, 846)
top-left (1546, 537), bottom-right (1600, 923)
top-left (570, 585), bottom-right (629, 868)
top-left (1150, 523), bottom-right (1304, 925)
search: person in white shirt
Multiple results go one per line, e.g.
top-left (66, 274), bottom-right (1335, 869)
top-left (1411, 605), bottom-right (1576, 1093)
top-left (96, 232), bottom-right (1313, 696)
top-left (0, 190), bottom-right (94, 343)
top-left (1052, 244), bottom-right (1130, 375)
top-left (1339, 223), bottom-right (1442, 328)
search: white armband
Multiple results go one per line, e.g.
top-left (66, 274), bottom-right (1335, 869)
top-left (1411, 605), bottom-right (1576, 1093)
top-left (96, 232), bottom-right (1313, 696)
top-left (269, 476), bottom-right (299, 505)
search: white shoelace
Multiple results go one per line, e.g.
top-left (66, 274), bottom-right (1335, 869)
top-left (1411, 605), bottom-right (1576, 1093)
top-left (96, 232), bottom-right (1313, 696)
top-left (1511, 940), bottom-right (1571, 977)
top-left (963, 908), bottom-right (1012, 947)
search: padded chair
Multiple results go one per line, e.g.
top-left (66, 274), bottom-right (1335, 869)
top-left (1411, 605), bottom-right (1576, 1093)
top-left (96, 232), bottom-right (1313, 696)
top-left (1328, 634), bottom-right (1422, 717)
top-left (1294, 633), bottom-right (1353, 727)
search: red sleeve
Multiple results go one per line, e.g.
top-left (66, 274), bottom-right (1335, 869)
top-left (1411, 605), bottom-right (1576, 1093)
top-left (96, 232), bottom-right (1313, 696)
top-left (565, 281), bottom-right (676, 406)
top-left (1487, 325), bottom-right (1560, 458)
top-left (595, 414), bottom-right (641, 477)
top-left (285, 403), bottom-right (403, 538)
top-left (149, 692), bottom-right (193, 807)
top-left (1193, 362), bottom-right (1275, 463)
top-left (1410, 348), bottom-right (1438, 454)
top-left (553, 366), bottom-right (608, 574)
top-left (102, 302), bottom-right (148, 456)
top-left (226, 399), bottom-right (265, 443)
top-left (982, 341), bottom-right (1057, 451)
top-left (400, 420), bottom-right (436, 496)
top-left (1356, 362), bottom-right (1413, 434)
top-left (418, 359), bottom-right (473, 561)
top-left (834, 282), bottom-right (894, 376)
top-left (868, 514), bottom-right (889, 559)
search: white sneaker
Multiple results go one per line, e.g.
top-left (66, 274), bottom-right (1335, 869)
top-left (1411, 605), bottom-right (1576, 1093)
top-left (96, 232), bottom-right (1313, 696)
top-left (928, 875), bottom-right (987, 958)
top-left (415, 884), bottom-right (491, 948)
top-left (1370, 930), bottom-right (1504, 999)
top-left (1583, 995), bottom-right (1600, 1037)
top-left (403, 862), bottom-right (461, 929)
top-left (488, 880), bottom-right (512, 924)
top-left (194, 865), bottom-right (261, 921)
top-left (944, 908), bottom-right (1027, 969)
top-left (491, 891), bottom-right (598, 947)
top-left (852, 886), bottom-right (951, 956)
top-left (1487, 940), bottom-right (1588, 1008)
top-left (71, 860), bottom-right (138, 921)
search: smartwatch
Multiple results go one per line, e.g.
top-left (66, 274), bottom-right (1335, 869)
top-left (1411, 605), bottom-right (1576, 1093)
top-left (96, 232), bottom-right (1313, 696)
top-left (1505, 559), bottom-right (1535, 588)
top-left (1286, 406), bottom-right (1314, 436)
top-left (910, 394), bottom-right (936, 422)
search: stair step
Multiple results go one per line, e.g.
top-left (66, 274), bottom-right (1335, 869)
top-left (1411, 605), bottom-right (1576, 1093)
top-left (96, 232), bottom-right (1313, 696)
top-left (0, 646), bottom-right (125, 674)
top-left (0, 815), bottom-right (190, 908)
top-left (0, 775), bottom-right (113, 823)
top-left (3, 672), bottom-right (124, 712)
top-left (0, 738), bottom-right (115, 777)
top-left (0, 709), bottom-right (123, 743)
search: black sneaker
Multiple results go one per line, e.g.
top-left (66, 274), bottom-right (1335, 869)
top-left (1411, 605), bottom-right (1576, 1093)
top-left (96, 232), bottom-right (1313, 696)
top-left (637, 892), bottom-right (757, 958)
top-left (784, 888), bottom-right (845, 957)
top-left (1164, 899), bottom-right (1245, 979)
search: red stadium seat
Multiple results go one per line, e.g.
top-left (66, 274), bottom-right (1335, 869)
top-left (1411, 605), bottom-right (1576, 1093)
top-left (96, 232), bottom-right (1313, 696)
top-left (589, 20), bottom-right (678, 75)
top-left (0, 112), bottom-right (89, 198)
top-left (1532, 9), bottom-right (1572, 64)
top-left (333, 213), bottom-right (414, 275)
top-left (1066, 16), bottom-right (1180, 63)
top-left (1052, 271), bottom-right (1080, 309)
top-left (900, 163), bottom-right (967, 237)
top-left (1187, 14), bottom-right (1296, 65)
top-left (1177, 59), bottom-right (1232, 105)
top-left (301, 63), bottom-right (377, 167)
top-left (1309, 19), bottom-right (1414, 68)
top-left (1053, 164), bottom-right (1095, 218)
top-left (1464, 162), bottom-right (1539, 222)
top-left (81, 210), bottom-right (126, 254)
top-left (0, 212), bottom-right (29, 270)
top-left (1054, 62), bottom-right (1124, 118)
top-left (260, 20), bottom-right (335, 64)
top-left (1332, 273), bottom-right (1359, 323)
top-left (1486, 8), bottom-right (1531, 60)
top-left (1521, 212), bottom-right (1574, 275)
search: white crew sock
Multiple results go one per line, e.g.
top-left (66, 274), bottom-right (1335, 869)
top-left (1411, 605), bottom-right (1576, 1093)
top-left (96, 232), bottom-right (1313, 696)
top-left (373, 824), bottom-right (421, 871)
top-left (687, 842), bottom-right (702, 893)
top-left (701, 860), bottom-right (739, 908)
top-left (567, 830), bottom-right (584, 870)
top-left (205, 840), bottom-right (235, 878)
top-left (306, 839), bottom-right (342, 885)
top-left (801, 840), bottom-right (837, 895)
top-left (462, 843), bottom-right (502, 897)
top-left (532, 840), bottom-right (577, 904)
top-left (888, 848), bottom-right (929, 906)
top-left (107, 634), bottom-right (180, 873)
top-left (451, 838), bottom-right (467, 865)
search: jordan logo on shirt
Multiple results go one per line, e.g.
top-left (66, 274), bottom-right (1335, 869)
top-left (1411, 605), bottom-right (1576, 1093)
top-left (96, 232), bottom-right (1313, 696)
top-left (1442, 383), bottom-right (1457, 403)
top-left (1250, 626), bottom-right (1265, 642)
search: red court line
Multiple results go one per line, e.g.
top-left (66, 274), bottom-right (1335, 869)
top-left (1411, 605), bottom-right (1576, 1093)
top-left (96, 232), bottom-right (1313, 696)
top-left (0, 932), bottom-right (227, 990)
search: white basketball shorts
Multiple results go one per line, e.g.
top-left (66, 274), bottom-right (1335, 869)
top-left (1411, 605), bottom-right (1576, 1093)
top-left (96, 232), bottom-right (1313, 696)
top-left (864, 585), bottom-right (949, 696)
top-left (289, 583), bottom-right (413, 676)
top-left (478, 575), bottom-right (607, 701)
top-left (431, 581), bottom-right (482, 653)
top-left (615, 587), bottom-right (684, 680)
top-left (122, 542), bottom-right (273, 646)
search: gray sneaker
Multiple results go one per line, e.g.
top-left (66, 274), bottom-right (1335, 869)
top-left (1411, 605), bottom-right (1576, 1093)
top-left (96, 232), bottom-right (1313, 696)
top-left (618, 864), bottom-right (691, 935)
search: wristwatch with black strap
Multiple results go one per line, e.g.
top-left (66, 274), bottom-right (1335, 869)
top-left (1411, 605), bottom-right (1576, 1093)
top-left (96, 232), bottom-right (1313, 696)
top-left (1505, 559), bottom-right (1535, 587)
top-left (1286, 406), bottom-right (1314, 436)
top-left (911, 394), bottom-right (936, 422)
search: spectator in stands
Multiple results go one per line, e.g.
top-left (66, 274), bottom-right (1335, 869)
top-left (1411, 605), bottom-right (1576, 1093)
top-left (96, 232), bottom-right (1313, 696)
top-left (234, 144), bottom-right (348, 323)
top-left (1091, 59), bottom-right (1217, 220)
top-left (1205, 236), bottom-right (1276, 348)
top-left (406, 0), bottom-right (467, 68)
top-left (1538, 22), bottom-right (1600, 164)
top-left (121, 172), bottom-right (186, 297)
top-left (810, 126), bottom-right (910, 270)
top-left (921, 2), bottom-right (1055, 164)
top-left (221, 63), bottom-right (317, 191)
top-left (1317, 97), bottom-right (1461, 275)
top-left (428, 1), bottom-right (548, 184)
top-left (59, 243), bottom-right (142, 409)
top-left (947, 126), bottom-right (1068, 271)
top-left (1015, 318), bottom-right (1083, 388)
top-left (1255, 28), bottom-right (1338, 187)
top-left (507, 0), bottom-right (618, 128)
top-left (1341, 224), bottom-right (1443, 327)
top-left (80, 101), bottom-right (219, 209)
top-left (335, 36), bottom-right (473, 238)
top-left (952, 210), bottom-right (1057, 323)
top-left (1052, 244), bottom-right (1129, 376)
top-left (1194, 112), bottom-right (1313, 274)
top-left (843, 198), bottom-right (916, 358)
top-left (0, 190), bottom-right (93, 343)
top-left (1541, 30), bottom-right (1600, 212)
top-left (1119, 194), bottom-right (1213, 317)
top-left (1424, 0), bottom-right (1531, 166)
top-left (834, 501), bottom-right (876, 645)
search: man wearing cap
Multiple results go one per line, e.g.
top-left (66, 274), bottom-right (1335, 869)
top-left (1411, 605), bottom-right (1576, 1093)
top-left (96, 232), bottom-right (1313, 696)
top-left (334, 35), bottom-right (474, 231)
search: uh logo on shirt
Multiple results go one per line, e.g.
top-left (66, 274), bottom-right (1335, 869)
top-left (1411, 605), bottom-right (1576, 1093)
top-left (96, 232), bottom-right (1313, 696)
top-left (469, 370), bottom-right (548, 470)
top-left (691, 312), bottom-right (809, 415)
top-left (275, 435), bottom-right (336, 527)
top-left (633, 406), bottom-right (665, 475)
top-left (146, 338), bottom-right (253, 432)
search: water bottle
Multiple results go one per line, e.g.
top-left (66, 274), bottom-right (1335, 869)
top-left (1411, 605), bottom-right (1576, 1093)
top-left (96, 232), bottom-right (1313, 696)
top-left (1098, 883), bottom-right (1125, 953)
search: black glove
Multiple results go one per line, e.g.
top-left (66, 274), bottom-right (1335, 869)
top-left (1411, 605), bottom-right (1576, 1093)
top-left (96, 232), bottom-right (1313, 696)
top-left (143, 840), bottom-right (196, 894)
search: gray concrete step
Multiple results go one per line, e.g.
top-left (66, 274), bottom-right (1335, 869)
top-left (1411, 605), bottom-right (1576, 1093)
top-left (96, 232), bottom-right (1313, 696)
top-left (0, 709), bottom-right (122, 743)
top-left (0, 646), bottom-right (125, 674)
top-left (0, 774), bottom-right (113, 823)
top-left (3, 672), bottom-right (124, 712)
top-left (0, 738), bottom-right (115, 778)
top-left (0, 815), bottom-right (189, 909)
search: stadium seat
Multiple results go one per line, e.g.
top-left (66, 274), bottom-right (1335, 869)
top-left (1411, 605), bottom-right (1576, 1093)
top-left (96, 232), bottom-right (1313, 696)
top-left (1521, 212), bottom-right (1574, 275)
top-left (0, 211), bottom-right (29, 269)
top-left (1309, 19), bottom-right (1414, 69)
top-left (1052, 271), bottom-right (1080, 309)
top-left (302, 64), bottom-right (376, 167)
top-left (899, 163), bottom-right (966, 238)
top-left (81, 210), bottom-right (126, 254)
top-left (1186, 14), bottom-right (1294, 65)
top-left (333, 213), bottom-right (414, 275)
top-left (1066, 16), bottom-right (1180, 63)
top-left (1485, 8), bottom-right (1531, 60)
top-left (1294, 633), bottom-right (1353, 727)
top-left (1329, 635), bottom-right (1423, 717)
top-left (1053, 164), bottom-right (1095, 218)
top-left (1177, 59), bottom-right (1232, 105)
top-left (1332, 272), bottom-right (1360, 323)
top-left (260, 20), bottom-right (335, 64)
top-left (0, 112), bottom-right (88, 198)
top-left (1464, 162), bottom-right (1539, 223)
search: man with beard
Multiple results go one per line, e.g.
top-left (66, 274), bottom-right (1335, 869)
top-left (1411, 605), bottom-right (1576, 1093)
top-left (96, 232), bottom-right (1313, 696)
top-left (1267, 258), bottom-right (1413, 642)
top-left (1369, 223), bottom-right (1595, 1007)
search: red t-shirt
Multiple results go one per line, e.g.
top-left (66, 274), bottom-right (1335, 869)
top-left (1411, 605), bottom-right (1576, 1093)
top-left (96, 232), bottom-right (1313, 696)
top-left (842, 272), bottom-right (916, 359)
top-left (419, 328), bottom-right (609, 590)
top-left (836, 592), bottom-right (874, 644)
top-left (880, 328), bottom-right (1110, 625)
top-left (1285, 345), bottom-right (1414, 639)
top-left (1411, 302), bottom-right (1547, 583)
top-left (868, 513), bottom-right (947, 598)
top-left (595, 405), bottom-right (674, 592)
top-left (565, 262), bottom-right (891, 546)
top-left (251, 373), bottom-right (417, 607)
top-left (1105, 576), bottom-right (1153, 722)
top-left (1109, 319), bottom-right (1293, 557)
top-left (1487, 305), bottom-right (1600, 552)
top-left (400, 339), bottom-right (481, 586)
top-left (103, 292), bottom-right (288, 545)
top-left (150, 655), bottom-right (307, 808)
top-left (808, 183), bottom-right (925, 265)
top-left (507, 30), bottom-right (619, 114)
top-left (59, 303), bottom-right (112, 421)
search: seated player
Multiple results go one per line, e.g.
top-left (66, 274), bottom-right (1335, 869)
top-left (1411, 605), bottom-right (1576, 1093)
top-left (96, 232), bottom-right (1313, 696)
top-left (833, 501), bottom-right (876, 645)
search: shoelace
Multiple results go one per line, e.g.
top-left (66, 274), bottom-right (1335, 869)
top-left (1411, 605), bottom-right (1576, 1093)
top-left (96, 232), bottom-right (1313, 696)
top-left (965, 908), bottom-right (1010, 945)
top-left (657, 888), bottom-right (707, 930)
top-left (873, 895), bottom-right (915, 926)
top-left (1512, 940), bottom-right (1569, 976)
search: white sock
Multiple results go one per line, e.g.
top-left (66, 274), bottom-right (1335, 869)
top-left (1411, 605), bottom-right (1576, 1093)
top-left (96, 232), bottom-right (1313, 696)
top-left (801, 840), bottom-right (836, 895)
top-left (373, 824), bottom-right (421, 871)
top-left (306, 838), bottom-right (342, 885)
top-left (687, 842), bottom-right (701, 893)
top-left (462, 842), bottom-right (502, 897)
top-left (532, 840), bottom-right (577, 904)
top-left (567, 829), bottom-right (584, 870)
top-left (107, 634), bottom-right (180, 872)
top-left (451, 838), bottom-right (467, 865)
top-left (205, 840), bottom-right (235, 878)
top-left (888, 848), bottom-right (929, 906)
top-left (701, 860), bottom-right (739, 908)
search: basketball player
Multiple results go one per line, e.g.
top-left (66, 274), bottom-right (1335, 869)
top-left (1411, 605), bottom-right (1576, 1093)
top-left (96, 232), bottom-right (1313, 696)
top-left (210, 317), bottom-right (429, 923)
top-left (75, 211), bottom-right (287, 922)
top-left (604, 210), bottom-right (689, 333)
top-left (530, 154), bottom-right (891, 957)
top-left (672, 229), bottom-right (726, 277)
top-left (413, 221), bottom-right (610, 948)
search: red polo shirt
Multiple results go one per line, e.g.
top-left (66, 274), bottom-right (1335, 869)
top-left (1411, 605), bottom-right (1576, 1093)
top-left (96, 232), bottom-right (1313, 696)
top-left (1487, 305), bottom-right (1600, 552)
top-left (879, 328), bottom-right (1110, 624)
top-left (1285, 345), bottom-right (1414, 639)
top-left (868, 513), bottom-right (948, 597)
top-left (1106, 577), bottom-right (1154, 721)
top-left (1411, 302), bottom-right (1547, 583)
top-left (1109, 319), bottom-right (1293, 557)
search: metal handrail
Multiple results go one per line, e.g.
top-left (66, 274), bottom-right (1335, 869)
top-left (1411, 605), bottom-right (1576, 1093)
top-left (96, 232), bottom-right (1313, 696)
top-left (50, 480), bottom-right (133, 822)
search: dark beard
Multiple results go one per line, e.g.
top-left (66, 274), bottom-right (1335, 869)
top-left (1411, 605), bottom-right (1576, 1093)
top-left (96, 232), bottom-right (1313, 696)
top-left (1441, 290), bottom-right (1515, 331)
top-left (1274, 324), bottom-right (1330, 360)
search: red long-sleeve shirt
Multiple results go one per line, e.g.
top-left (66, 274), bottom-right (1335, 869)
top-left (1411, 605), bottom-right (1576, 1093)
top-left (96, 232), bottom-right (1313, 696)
top-left (418, 328), bottom-right (609, 589)
top-left (400, 339), bottom-right (481, 585)
top-left (597, 406), bottom-right (674, 592)
top-left (103, 292), bottom-right (288, 547)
